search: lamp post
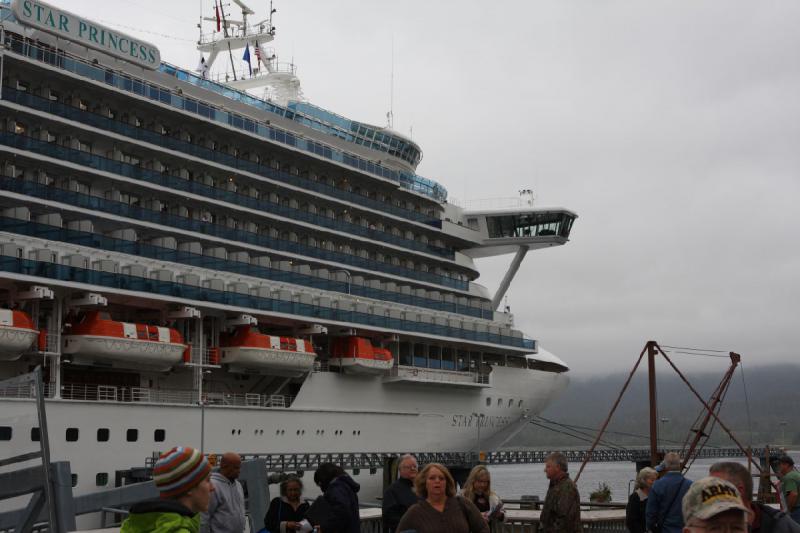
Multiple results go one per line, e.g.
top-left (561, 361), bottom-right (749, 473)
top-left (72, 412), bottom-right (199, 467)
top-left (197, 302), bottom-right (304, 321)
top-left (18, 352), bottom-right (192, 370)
top-left (331, 269), bottom-right (351, 295)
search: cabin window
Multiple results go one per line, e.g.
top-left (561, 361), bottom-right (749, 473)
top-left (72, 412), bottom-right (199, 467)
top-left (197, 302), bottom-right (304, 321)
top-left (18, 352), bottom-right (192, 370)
top-left (508, 399), bottom-right (514, 408)
top-left (485, 397), bottom-right (491, 407)
top-left (14, 121), bottom-right (26, 134)
top-left (154, 429), bottom-right (166, 442)
top-left (0, 426), bottom-right (11, 440)
top-left (66, 428), bottom-right (79, 442)
top-left (71, 474), bottom-right (78, 487)
top-left (126, 429), bottom-right (138, 442)
top-left (31, 427), bottom-right (40, 441)
top-left (96, 473), bottom-right (108, 486)
top-left (497, 398), bottom-right (502, 407)
top-left (518, 400), bottom-right (523, 408)
top-left (97, 428), bottom-right (109, 442)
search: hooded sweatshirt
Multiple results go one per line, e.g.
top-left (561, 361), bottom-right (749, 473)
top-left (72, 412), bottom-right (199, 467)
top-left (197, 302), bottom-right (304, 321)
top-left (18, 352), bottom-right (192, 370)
top-left (120, 499), bottom-right (200, 533)
top-left (200, 472), bottom-right (246, 533)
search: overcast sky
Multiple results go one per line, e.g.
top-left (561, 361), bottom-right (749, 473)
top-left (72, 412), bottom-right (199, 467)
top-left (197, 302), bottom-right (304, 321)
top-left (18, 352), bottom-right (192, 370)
top-left (68, 1), bottom-right (800, 376)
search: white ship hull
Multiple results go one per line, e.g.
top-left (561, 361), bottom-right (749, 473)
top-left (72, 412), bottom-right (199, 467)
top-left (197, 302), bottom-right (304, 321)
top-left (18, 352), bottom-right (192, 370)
top-left (0, 327), bottom-right (38, 361)
top-left (0, 365), bottom-right (567, 493)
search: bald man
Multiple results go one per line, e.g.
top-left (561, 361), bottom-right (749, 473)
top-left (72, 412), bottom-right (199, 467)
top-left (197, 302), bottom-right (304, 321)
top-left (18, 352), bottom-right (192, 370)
top-left (201, 452), bottom-right (246, 533)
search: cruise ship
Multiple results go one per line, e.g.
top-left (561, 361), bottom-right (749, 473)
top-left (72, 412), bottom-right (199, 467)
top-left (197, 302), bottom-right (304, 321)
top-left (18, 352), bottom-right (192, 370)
top-left (0, 0), bottom-right (576, 503)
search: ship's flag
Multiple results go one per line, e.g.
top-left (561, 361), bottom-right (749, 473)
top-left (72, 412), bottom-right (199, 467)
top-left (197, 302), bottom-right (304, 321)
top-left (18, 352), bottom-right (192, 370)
top-left (243, 45), bottom-right (252, 76)
top-left (214, 1), bottom-right (221, 31)
top-left (254, 40), bottom-right (262, 65)
top-left (196, 56), bottom-right (208, 78)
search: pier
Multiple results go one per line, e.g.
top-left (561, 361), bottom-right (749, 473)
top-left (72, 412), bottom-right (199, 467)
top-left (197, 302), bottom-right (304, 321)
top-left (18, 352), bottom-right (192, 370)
top-left (211, 446), bottom-right (764, 472)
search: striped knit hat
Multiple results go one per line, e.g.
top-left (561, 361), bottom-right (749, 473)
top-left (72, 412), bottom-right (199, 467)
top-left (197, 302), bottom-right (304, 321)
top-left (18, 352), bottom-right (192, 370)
top-left (153, 447), bottom-right (212, 499)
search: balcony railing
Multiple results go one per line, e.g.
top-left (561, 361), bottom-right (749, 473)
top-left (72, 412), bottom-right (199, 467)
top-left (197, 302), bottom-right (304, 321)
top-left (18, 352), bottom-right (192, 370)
top-left (2, 31), bottom-right (449, 203)
top-left (0, 86), bottom-right (455, 258)
top-left (386, 365), bottom-right (491, 387)
top-left (0, 256), bottom-right (536, 350)
top-left (0, 149), bottom-right (467, 291)
top-left (0, 216), bottom-right (490, 319)
top-left (0, 381), bottom-right (297, 408)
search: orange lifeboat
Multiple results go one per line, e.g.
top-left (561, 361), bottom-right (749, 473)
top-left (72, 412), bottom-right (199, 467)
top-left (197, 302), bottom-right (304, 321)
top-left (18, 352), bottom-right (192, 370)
top-left (329, 337), bottom-right (393, 374)
top-left (0, 309), bottom-right (39, 361)
top-left (219, 326), bottom-right (316, 376)
top-left (62, 311), bottom-right (186, 371)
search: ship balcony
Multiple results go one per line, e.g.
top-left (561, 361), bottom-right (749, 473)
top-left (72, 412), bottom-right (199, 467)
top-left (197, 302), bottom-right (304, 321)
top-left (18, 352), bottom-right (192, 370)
top-left (0, 380), bottom-right (295, 408)
top-left (383, 365), bottom-right (490, 388)
top-left (2, 33), bottom-right (448, 203)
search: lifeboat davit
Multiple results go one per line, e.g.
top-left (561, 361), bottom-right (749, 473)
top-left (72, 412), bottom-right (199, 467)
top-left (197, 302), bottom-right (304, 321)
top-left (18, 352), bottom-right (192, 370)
top-left (219, 326), bottom-right (316, 376)
top-left (0, 309), bottom-right (39, 361)
top-left (62, 311), bottom-right (186, 371)
top-left (330, 337), bottom-right (393, 374)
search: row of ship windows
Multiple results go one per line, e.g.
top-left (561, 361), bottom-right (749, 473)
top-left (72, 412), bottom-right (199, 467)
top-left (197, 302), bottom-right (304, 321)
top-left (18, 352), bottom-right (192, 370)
top-left (487, 398), bottom-right (525, 409)
top-left (0, 426), bottom-right (165, 443)
top-left (230, 428), bottom-right (363, 436)
top-left (10, 79), bottom-right (434, 221)
top-left (4, 121), bottom-right (454, 262)
top-left (4, 157), bottom-right (468, 285)
top-left (0, 425), bottom-right (365, 442)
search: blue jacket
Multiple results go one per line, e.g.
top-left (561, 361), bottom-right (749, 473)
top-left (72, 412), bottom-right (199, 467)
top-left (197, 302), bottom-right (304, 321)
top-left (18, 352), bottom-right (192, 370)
top-left (645, 472), bottom-right (691, 533)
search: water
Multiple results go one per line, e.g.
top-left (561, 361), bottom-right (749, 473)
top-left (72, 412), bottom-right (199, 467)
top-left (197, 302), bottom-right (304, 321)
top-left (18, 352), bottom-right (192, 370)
top-left (488, 451), bottom-right (799, 502)
top-left (317, 451), bottom-right (798, 505)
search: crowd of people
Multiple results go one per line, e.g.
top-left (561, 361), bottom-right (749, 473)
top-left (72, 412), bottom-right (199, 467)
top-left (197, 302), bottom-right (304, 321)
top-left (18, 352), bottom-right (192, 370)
top-left (119, 446), bottom-right (799, 533)
top-left (625, 452), bottom-right (800, 533)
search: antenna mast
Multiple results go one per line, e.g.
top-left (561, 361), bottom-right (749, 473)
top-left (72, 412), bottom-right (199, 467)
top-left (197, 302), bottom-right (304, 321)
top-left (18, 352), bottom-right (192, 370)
top-left (387, 36), bottom-right (394, 128)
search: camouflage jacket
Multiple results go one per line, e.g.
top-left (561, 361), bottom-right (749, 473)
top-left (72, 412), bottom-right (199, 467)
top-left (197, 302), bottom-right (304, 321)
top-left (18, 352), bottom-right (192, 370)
top-left (540, 476), bottom-right (581, 533)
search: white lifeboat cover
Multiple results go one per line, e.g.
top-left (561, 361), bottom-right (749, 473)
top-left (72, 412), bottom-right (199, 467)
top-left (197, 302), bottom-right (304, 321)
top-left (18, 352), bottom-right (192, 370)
top-left (269, 336), bottom-right (280, 350)
top-left (526, 347), bottom-right (569, 371)
top-left (123, 323), bottom-right (137, 339)
top-left (157, 327), bottom-right (170, 343)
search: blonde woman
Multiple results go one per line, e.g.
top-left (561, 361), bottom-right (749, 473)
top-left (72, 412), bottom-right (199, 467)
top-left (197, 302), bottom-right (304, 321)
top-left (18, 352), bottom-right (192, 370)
top-left (461, 465), bottom-right (505, 530)
top-left (396, 463), bottom-right (488, 533)
top-left (626, 466), bottom-right (657, 533)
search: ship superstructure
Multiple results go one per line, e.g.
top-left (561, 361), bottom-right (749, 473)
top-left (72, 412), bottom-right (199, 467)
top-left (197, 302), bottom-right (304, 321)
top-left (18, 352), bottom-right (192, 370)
top-left (0, 0), bottom-right (576, 512)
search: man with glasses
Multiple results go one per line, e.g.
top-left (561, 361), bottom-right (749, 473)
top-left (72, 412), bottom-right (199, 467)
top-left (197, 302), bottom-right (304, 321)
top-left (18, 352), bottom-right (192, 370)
top-left (382, 454), bottom-right (419, 533)
top-left (682, 477), bottom-right (750, 533)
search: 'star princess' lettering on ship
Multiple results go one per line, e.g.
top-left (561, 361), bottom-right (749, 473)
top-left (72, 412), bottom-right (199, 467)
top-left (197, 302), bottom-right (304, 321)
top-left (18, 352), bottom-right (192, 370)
top-left (11, 0), bottom-right (161, 69)
top-left (451, 414), bottom-right (512, 428)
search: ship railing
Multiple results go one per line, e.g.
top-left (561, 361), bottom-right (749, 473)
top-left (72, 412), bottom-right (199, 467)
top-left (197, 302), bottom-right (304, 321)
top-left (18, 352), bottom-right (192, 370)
top-left (52, 383), bottom-right (295, 408)
top-left (313, 360), bottom-right (331, 373)
top-left (390, 365), bottom-right (489, 385)
top-left (198, 24), bottom-right (273, 46)
top-left (0, 381), bottom-right (55, 399)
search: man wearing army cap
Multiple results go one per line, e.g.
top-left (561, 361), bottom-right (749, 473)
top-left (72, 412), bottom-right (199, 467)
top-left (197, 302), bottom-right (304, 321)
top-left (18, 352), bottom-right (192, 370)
top-left (682, 476), bottom-right (750, 533)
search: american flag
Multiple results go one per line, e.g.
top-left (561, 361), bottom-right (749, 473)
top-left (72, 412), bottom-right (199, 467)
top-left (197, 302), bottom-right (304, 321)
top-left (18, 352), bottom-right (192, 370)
top-left (254, 41), bottom-right (262, 64)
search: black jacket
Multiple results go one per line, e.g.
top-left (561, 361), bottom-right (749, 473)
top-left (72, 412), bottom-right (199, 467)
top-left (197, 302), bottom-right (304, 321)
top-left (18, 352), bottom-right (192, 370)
top-left (264, 497), bottom-right (309, 533)
top-left (755, 502), bottom-right (800, 533)
top-left (626, 491), bottom-right (647, 533)
top-left (308, 475), bottom-right (360, 533)
top-left (382, 477), bottom-right (418, 533)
